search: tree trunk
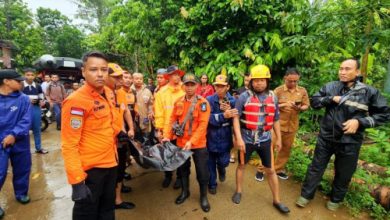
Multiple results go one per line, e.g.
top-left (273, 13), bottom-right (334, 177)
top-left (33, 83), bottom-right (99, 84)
top-left (134, 50), bottom-right (139, 72)
top-left (360, 13), bottom-right (373, 83)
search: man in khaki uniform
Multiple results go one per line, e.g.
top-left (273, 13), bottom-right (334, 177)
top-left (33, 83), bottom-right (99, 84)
top-left (255, 68), bottom-right (309, 181)
top-left (131, 73), bottom-right (153, 142)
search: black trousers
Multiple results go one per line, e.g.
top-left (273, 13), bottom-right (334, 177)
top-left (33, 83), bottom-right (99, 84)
top-left (301, 136), bottom-right (361, 203)
top-left (164, 139), bottom-right (180, 179)
top-left (177, 148), bottom-right (210, 186)
top-left (116, 144), bottom-right (127, 183)
top-left (73, 167), bottom-right (117, 220)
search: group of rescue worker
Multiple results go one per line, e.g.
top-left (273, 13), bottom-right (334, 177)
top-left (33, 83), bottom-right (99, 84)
top-left (1, 50), bottom-right (389, 219)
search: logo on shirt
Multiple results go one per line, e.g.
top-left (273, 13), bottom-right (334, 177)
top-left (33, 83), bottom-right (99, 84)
top-left (201, 102), bottom-right (207, 112)
top-left (10, 106), bottom-right (18, 112)
top-left (70, 117), bottom-right (82, 129)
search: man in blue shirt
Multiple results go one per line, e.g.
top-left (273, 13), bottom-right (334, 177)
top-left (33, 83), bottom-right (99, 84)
top-left (232, 65), bottom-right (290, 214)
top-left (206, 74), bottom-right (237, 194)
top-left (0, 69), bottom-right (32, 219)
top-left (22, 68), bottom-right (48, 154)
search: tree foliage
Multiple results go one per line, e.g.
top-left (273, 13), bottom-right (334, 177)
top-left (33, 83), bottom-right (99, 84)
top-left (0, 0), bottom-right (46, 67)
top-left (87, 0), bottom-right (389, 91)
top-left (72, 0), bottom-right (116, 32)
top-left (0, 2), bottom-right (86, 68)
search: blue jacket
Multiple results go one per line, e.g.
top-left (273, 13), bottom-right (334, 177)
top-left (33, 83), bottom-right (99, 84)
top-left (0, 91), bottom-right (31, 152)
top-left (206, 93), bottom-right (236, 152)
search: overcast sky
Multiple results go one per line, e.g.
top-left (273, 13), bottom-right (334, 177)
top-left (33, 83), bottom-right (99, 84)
top-left (23, 0), bottom-right (80, 23)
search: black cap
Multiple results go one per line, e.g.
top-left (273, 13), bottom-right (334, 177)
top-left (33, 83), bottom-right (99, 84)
top-left (166, 65), bottom-right (185, 76)
top-left (0, 69), bottom-right (25, 81)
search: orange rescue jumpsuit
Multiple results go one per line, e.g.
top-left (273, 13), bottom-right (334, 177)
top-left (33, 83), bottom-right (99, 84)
top-left (61, 84), bottom-right (120, 184)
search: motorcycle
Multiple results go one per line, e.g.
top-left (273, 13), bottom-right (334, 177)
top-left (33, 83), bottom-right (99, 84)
top-left (41, 104), bottom-right (51, 132)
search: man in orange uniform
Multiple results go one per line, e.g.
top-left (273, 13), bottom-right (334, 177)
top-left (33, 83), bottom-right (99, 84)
top-left (120, 71), bottom-right (138, 181)
top-left (162, 73), bottom-right (211, 212)
top-left (122, 71), bottom-right (136, 120)
top-left (154, 65), bottom-right (185, 188)
top-left (106, 63), bottom-right (136, 210)
top-left (61, 51), bottom-right (121, 220)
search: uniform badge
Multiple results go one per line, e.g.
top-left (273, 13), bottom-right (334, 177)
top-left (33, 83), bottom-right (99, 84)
top-left (200, 102), bottom-right (207, 112)
top-left (70, 117), bottom-right (82, 129)
top-left (70, 107), bottom-right (84, 116)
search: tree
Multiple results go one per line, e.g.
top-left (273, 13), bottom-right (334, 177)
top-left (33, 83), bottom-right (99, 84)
top-left (166, 0), bottom-right (308, 86)
top-left (55, 25), bottom-right (85, 58)
top-left (88, 0), bottom-right (184, 75)
top-left (0, 0), bottom-right (46, 68)
top-left (282, 0), bottom-right (390, 89)
top-left (36, 7), bottom-right (70, 54)
top-left (36, 7), bottom-right (69, 32)
top-left (72, 0), bottom-right (115, 32)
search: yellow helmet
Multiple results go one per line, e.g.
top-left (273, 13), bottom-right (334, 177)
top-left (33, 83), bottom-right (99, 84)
top-left (250, 65), bottom-right (271, 79)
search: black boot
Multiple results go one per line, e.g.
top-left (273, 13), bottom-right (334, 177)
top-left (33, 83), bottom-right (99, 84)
top-left (173, 178), bottom-right (182, 189)
top-left (200, 184), bottom-right (210, 212)
top-left (175, 176), bottom-right (190, 204)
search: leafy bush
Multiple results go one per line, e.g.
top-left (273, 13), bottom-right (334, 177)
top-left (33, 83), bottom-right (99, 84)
top-left (360, 127), bottom-right (390, 167)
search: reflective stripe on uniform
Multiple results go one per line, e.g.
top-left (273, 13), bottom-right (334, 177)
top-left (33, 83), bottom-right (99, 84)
top-left (242, 111), bottom-right (275, 116)
top-left (240, 119), bottom-right (273, 126)
top-left (344, 100), bottom-right (369, 111)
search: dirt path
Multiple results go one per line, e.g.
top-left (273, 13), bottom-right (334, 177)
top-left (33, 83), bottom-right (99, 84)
top-left (0, 127), bottom-right (368, 220)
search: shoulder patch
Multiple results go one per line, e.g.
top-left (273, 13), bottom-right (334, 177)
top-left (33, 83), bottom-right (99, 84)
top-left (200, 102), bottom-right (207, 112)
top-left (70, 117), bottom-right (82, 129)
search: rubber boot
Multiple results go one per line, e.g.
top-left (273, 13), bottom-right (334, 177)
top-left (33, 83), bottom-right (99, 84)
top-left (200, 184), bottom-right (210, 212)
top-left (175, 176), bottom-right (190, 204)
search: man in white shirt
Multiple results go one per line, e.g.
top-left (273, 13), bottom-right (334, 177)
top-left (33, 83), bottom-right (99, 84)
top-left (41, 74), bottom-right (51, 95)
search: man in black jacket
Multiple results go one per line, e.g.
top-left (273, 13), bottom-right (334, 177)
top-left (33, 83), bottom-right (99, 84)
top-left (296, 58), bottom-right (390, 211)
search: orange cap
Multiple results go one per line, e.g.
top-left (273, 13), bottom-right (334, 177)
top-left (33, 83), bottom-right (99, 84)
top-left (108, 63), bottom-right (125, 77)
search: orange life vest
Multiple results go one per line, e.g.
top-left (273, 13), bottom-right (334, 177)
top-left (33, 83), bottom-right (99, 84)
top-left (240, 91), bottom-right (275, 131)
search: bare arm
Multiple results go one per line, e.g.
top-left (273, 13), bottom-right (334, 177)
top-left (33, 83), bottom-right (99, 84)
top-left (273, 120), bottom-right (282, 152)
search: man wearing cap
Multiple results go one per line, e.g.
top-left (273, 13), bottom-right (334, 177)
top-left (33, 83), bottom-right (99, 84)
top-left (106, 63), bottom-right (136, 210)
top-left (206, 74), bottom-right (237, 194)
top-left (0, 69), bottom-right (32, 218)
top-left (154, 65), bottom-right (185, 188)
top-left (232, 64), bottom-right (290, 214)
top-left (61, 51), bottom-right (121, 219)
top-left (22, 68), bottom-right (48, 154)
top-left (255, 68), bottom-right (310, 182)
top-left (154, 68), bottom-right (168, 95)
top-left (162, 73), bottom-right (211, 212)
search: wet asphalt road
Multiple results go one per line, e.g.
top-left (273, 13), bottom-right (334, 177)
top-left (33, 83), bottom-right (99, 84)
top-left (0, 126), bottom-right (366, 220)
